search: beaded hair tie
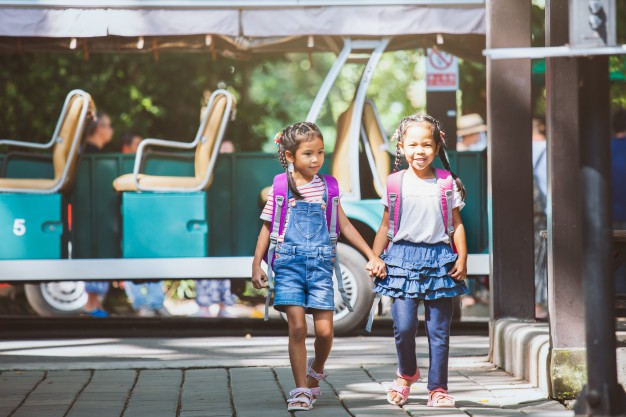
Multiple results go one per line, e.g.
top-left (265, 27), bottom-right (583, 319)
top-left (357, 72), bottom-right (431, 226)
top-left (274, 131), bottom-right (283, 145)
top-left (391, 128), bottom-right (401, 142)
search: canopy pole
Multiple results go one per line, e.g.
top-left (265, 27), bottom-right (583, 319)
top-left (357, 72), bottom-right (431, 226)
top-left (346, 37), bottom-right (390, 201)
top-left (306, 38), bottom-right (351, 123)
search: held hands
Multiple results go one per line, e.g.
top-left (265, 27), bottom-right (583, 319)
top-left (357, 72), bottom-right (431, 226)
top-left (449, 258), bottom-right (467, 281)
top-left (366, 257), bottom-right (387, 279)
top-left (251, 264), bottom-right (268, 289)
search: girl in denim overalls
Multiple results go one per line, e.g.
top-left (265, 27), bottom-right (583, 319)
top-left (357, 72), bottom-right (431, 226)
top-left (252, 122), bottom-right (386, 412)
top-left (371, 114), bottom-right (468, 408)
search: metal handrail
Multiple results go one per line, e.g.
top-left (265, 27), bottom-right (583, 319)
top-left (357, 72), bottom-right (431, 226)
top-left (130, 89), bottom-right (235, 192)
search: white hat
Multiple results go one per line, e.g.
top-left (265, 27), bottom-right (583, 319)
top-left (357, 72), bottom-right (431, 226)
top-left (457, 113), bottom-right (487, 136)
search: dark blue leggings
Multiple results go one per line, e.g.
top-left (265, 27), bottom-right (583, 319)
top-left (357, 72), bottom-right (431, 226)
top-left (391, 296), bottom-right (453, 391)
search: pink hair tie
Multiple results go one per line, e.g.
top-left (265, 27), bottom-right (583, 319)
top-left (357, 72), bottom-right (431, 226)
top-left (440, 130), bottom-right (447, 145)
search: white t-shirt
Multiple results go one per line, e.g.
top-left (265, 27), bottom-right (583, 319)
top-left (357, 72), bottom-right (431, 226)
top-left (382, 170), bottom-right (465, 244)
top-left (260, 175), bottom-right (330, 241)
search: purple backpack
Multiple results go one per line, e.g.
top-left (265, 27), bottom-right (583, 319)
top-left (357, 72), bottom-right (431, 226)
top-left (263, 173), bottom-right (352, 320)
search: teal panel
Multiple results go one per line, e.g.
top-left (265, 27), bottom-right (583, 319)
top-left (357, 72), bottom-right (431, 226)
top-left (93, 156), bottom-right (123, 258)
top-left (122, 192), bottom-right (207, 258)
top-left (0, 149), bottom-right (489, 260)
top-left (1, 156), bottom-right (54, 179)
top-left (207, 156), bottom-right (234, 256)
top-left (0, 194), bottom-right (62, 259)
top-left (232, 153), bottom-right (283, 256)
top-left (341, 200), bottom-right (384, 232)
top-left (433, 150), bottom-right (488, 253)
top-left (69, 159), bottom-right (94, 258)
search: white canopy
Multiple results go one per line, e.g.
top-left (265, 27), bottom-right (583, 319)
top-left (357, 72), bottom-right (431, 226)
top-left (0, 2), bottom-right (485, 58)
top-left (0, 6), bottom-right (484, 37)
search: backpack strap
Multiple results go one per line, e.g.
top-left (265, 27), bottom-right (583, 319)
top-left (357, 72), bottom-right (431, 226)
top-left (386, 170), bottom-right (405, 251)
top-left (264, 173), bottom-right (288, 321)
top-left (320, 175), bottom-right (353, 313)
top-left (434, 168), bottom-right (456, 253)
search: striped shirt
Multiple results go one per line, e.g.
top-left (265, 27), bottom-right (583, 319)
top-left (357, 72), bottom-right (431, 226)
top-left (260, 175), bottom-right (331, 240)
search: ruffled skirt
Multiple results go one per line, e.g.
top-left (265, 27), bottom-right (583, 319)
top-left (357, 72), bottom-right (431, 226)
top-left (373, 240), bottom-right (469, 300)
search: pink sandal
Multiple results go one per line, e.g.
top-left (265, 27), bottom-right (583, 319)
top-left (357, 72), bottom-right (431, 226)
top-left (386, 369), bottom-right (420, 406)
top-left (427, 388), bottom-right (455, 408)
top-left (306, 357), bottom-right (327, 404)
top-left (287, 387), bottom-right (314, 411)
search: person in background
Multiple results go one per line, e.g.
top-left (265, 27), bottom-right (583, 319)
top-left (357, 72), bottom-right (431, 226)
top-left (456, 113), bottom-right (487, 152)
top-left (121, 130), bottom-right (142, 154)
top-left (194, 140), bottom-right (237, 317)
top-left (81, 111), bottom-right (114, 317)
top-left (457, 113), bottom-right (488, 309)
top-left (83, 111), bottom-right (114, 153)
top-left (119, 131), bottom-right (170, 317)
top-left (612, 109), bottom-right (626, 293)
top-left (531, 117), bottom-right (548, 319)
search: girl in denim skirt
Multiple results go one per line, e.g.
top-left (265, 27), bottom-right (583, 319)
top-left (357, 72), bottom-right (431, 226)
top-left (371, 114), bottom-right (469, 408)
top-left (252, 122), bottom-right (385, 412)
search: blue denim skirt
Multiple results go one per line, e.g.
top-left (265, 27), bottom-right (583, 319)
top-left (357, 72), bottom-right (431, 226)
top-left (373, 240), bottom-right (469, 300)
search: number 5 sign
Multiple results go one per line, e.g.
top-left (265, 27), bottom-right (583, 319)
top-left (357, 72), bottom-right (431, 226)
top-left (426, 48), bottom-right (459, 92)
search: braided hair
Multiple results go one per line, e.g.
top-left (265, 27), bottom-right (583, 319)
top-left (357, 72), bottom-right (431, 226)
top-left (276, 121), bottom-right (324, 200)
top-left (392, 114), bottom-right (466, 200)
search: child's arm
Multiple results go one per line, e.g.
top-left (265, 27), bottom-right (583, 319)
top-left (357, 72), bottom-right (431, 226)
top-left (372, 207), bottom-right (390, 257)
top-left (449, 208), bottom-right (468, 281)
top-left (251, 221), bottom-right (271, 289)
top-left (337, 204), bottom-right (386, 277)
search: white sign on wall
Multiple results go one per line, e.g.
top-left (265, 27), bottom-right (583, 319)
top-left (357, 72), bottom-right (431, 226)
top-left (426, 48), bottom-right (459, 92)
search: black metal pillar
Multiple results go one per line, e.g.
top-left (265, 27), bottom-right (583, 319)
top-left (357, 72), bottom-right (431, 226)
top-left (427, 91), bottom-right (457, 150)
top-left (574, 55), bottom-right (626, 417)
top-left (486, 0), bottom-right (535, 320)
top-left (545, 0), bottom-right (587, 400)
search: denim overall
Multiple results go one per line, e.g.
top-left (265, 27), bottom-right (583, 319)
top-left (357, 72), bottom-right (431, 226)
top-left (271, 189), bottom-right (336, 313)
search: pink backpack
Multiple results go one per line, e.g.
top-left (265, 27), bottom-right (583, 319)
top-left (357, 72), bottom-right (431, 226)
top-left (385, 168), bottom-right (457, 253)
top-left (366, 168), bottom-right (457, 333)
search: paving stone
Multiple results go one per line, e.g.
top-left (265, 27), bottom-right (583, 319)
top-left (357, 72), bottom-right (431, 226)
top-left (122, 370), bottom-right (181, 417)
top-left (66, 370), bottom-right (135, 417)
top-left (461, 407), bottom-right (526, 416)
top-left (230, 367), bottom-right (290, 417)
top-left (11, 370), bottom-right (90, 417)
top-left (179, 368), bottom-right (231, 417)
top-left (0, 370), bottom-right (46, 416)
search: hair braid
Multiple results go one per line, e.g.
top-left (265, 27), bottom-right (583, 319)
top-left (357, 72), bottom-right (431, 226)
top-left (393, 145), bottom-right (402, 172)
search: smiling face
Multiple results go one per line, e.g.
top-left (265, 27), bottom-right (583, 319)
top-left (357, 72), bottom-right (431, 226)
top-left (286, 136), bottom-right (325, 180)
top-left (400, 123), bottom-right (440, 176)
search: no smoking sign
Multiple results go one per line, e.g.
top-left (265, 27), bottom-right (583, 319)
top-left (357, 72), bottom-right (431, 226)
top-left (426, 48), bottom-right (458, 92)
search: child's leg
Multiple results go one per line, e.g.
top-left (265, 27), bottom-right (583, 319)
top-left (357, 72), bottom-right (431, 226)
top-left (391, 297), bottom-right (420, 377)
top-left (308, 310), bottom-right (333, 388)
top-left (423, 297), bottom-right (454, 391)
top-left (388, 297), bottom-right (420, 405)
top-left (284, 305), bottom-right (310, 407)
